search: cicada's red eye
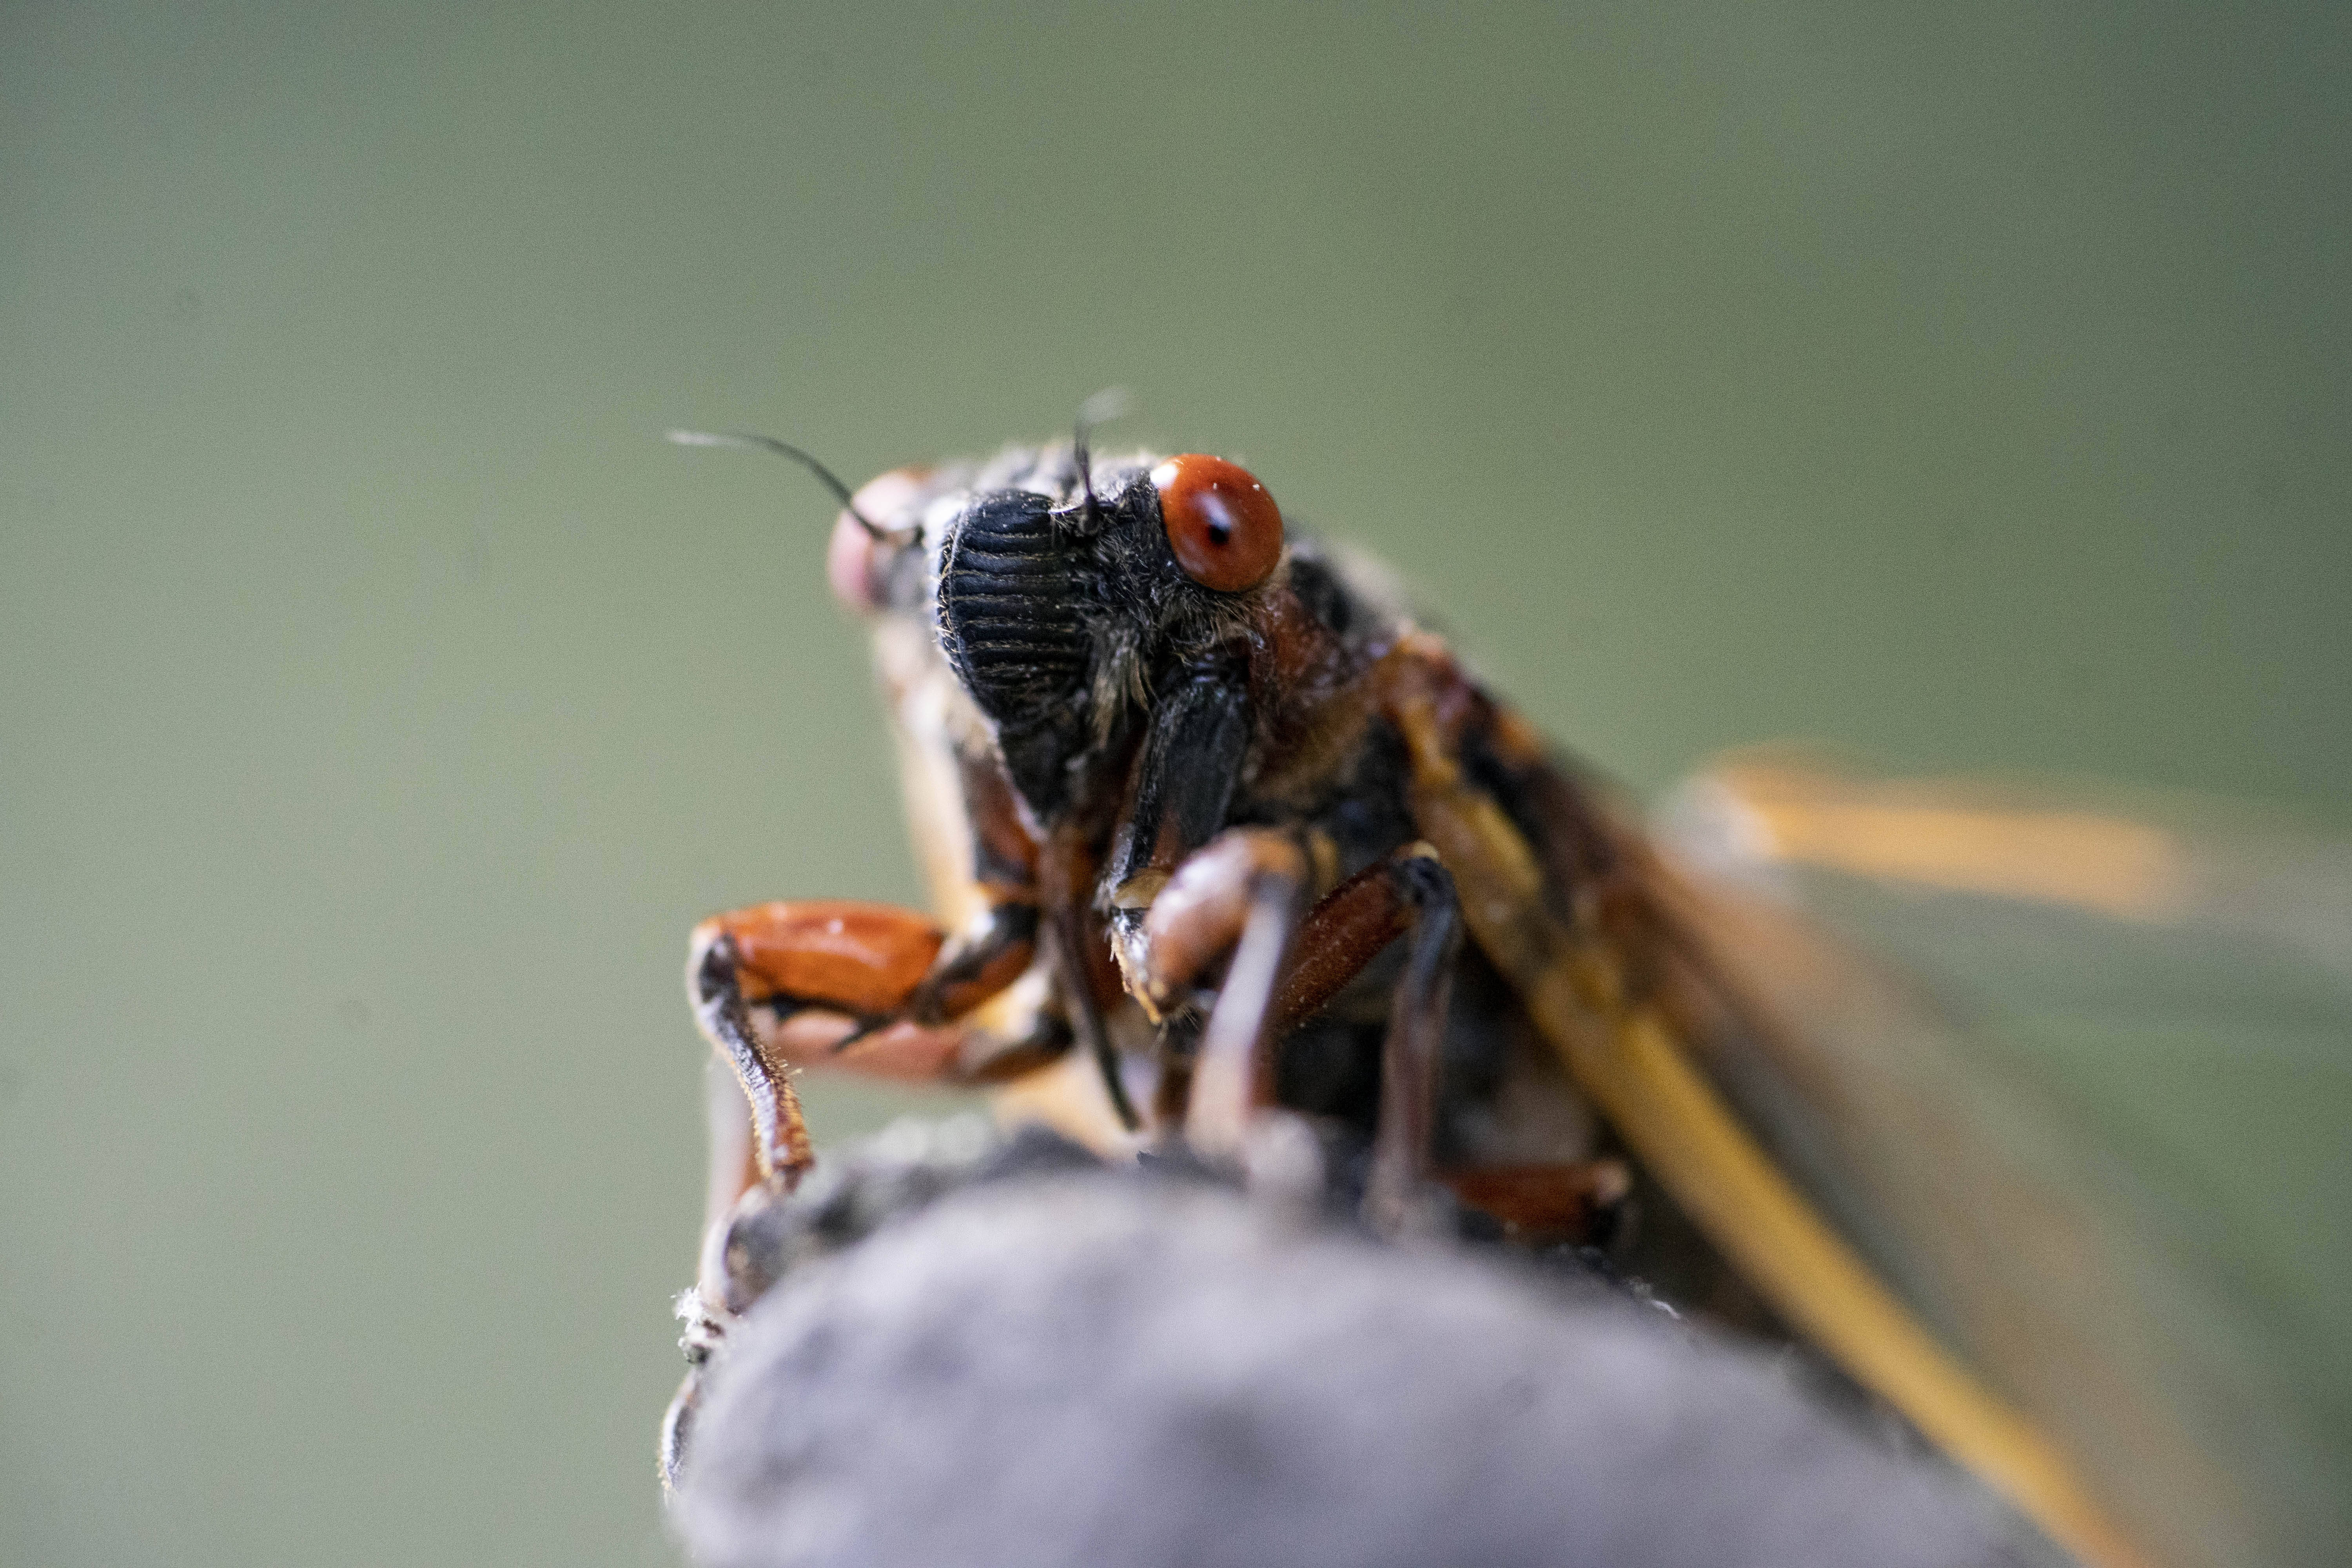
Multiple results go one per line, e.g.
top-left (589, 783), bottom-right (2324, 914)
top-left (1150, 455), bottom-right (1283, 593)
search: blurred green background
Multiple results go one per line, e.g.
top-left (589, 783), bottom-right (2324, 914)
top-left (3, 2), bottom-right (2345, 1564)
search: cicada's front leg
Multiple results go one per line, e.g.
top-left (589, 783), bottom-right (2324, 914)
top-left (1125, 831), bottom-right (1467, 1225)
top-left (1124, 798), bottom-right (1637, 1245)
top-left (688, 704), bottom-right (1067, 1193)
top-left (688, 894), bottom-right (1055, 1189)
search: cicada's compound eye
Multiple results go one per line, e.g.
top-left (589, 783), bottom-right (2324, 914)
top-left (1150, 455), bottom-right (1283, 593)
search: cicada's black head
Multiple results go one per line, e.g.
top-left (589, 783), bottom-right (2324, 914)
top-left (673, 427), bottom-right (1281, 823)
top-left (933, 452), bottom-right (1287, 823)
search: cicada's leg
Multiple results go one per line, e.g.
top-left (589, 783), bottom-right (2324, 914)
top-left (698, 1054), bottom-right (762, 1237)
top-left (1174, 833), bottom-right (1308, 1151)
top-left (1134, 835), bottom-right (1456, 1177)
top-left (1441, 1160), bottom-right (1633, 1244)
top-left (659, 1367), bottom-right (700, 1498)
top-left (661, 1056), bottom-right (758, 1499)
top-left (688, 897), bottom-right (1048, 1188)
top-left (1360, 853), bottom-right (1463, 1233)
top-left (1256, 849), bottom-right (1628, 1240)
top-left (1083, 657), bottom-right (1258, 1131)
top-left (1170, 841), bottom-right (1465, 1234)
top-left (896, 899), bottom-right (1039, 1024)
top-left (1138, 829), bottom-right (1633, 1237)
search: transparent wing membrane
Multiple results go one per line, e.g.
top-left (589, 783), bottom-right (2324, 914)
top-left (1656, 756), bottom-right (2352, 1568)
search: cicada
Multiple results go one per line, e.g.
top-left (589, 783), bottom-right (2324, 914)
top-left (665, 426), bottom-right (2348, 1568)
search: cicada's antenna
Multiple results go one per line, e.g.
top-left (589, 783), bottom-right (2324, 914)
top-left (666, 429), bottom-right (892, 542)
top-left (1069, 387), bottom-right (1132, 530)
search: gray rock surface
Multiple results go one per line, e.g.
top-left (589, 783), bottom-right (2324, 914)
top-left (673, 1161), bottom-right (2046, 1568)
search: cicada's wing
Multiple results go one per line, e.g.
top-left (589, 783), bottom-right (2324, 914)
top-left (1651, 755), bottom-right (2352, 1568)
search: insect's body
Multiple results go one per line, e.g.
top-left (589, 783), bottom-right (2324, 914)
top-left (780, 443), bottom-right (1691, 1270)
top-left (875, 444), bottom-right (1646, 1222)
top-left (670, 433), bottom-right (2342, 1568)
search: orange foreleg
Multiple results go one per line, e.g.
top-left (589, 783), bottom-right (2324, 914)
top-left (688, 898), bottom-right (1040, 1187)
